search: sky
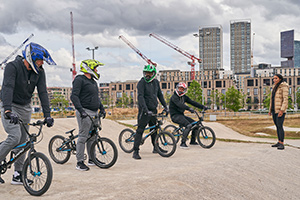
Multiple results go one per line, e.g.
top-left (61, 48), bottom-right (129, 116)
top-left (0, 0), bottom-right (300, 87)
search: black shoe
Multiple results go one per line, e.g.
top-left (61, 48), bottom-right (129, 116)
top-left (180, 142), bottom-right (189, 149)
top-left (0, 176), bottom-right (4, 184)
top-left (76, 161), bottom-right (90, 171)
top-left (11, 171), bottom-right (33, 185)
top-left (271, 142), bottom-right (280, 147)
top-left (277, 143), bottom-right (285, 150)
top-left (132, 151), bottom-right (141, 159)
top-left (87, 159), bottom-right (95, 166)
top-left (190, 141), bottom-right (199, 145)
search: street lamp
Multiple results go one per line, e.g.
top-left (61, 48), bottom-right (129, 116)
top-left (86, 46), bottom-right (99, 59)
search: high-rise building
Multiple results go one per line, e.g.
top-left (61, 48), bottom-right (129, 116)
top-left (199, 25), bottom-right (223, 71)
top-left (281, 29), bottom-right (300, 68)
top-left (230, 20), bottom-right (251, 74)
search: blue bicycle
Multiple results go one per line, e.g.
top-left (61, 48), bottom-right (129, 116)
top-left (0, 119), bottom-right (53, 196)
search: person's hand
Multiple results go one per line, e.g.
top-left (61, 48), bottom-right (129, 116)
top-left (188, 107), bottom-right (195, 113)
top-left (278, 110), bottom-right (283, 117)
top-left (163, 107), bottom-right (169, 116)
top-left (100, 109), bottom-right (106, 119)
top-left (80, 110), bottom-right (88, 118)
top-left (268, 112), bottom-right (271, 116)
top-left (44, 117), bottom-right (54, 127)
top-left (5, 111), bottom-right (19, 124)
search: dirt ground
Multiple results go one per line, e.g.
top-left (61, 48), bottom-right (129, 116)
top-left (0, 117), bottom-right (300, 200)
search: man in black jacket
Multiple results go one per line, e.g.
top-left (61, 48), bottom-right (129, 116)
top-left (169, 82), bottom-right (207, 149)
top-left (0, 42), bottom-right (55, 184)
top-left (71, 59), bottom-right (106, 171)
top-left (133, 64), bottom-right (168, 160)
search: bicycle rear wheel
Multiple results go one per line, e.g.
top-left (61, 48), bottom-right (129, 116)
top-left (196, 126), bottom-right (216, 148)
top-left (48, 135), bottom-right (71, 164)
top-left (22, 152), bottom-right (53, 196)
top-left (118, 128), bottom-right (135, 153)
top-left (163, 124), bottom-right (181, 143)
top-left (90, 137), bottom-right (118, 169)
top-left (155, 131), bottom-right (177, 157)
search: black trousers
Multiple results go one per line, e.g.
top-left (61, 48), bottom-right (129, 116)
top-left (171, 114), bottom-right (197, 143)
top-left (272, 112), bottom-right (286, 142)
top-left (133, 110), bottom-right (157, 151)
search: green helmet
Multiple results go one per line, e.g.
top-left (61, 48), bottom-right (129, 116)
top-left (143, 64), bottom-right (157, 82)
top-left (80, 59), bottom-right (104, 80)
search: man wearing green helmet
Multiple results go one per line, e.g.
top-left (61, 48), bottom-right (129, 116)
top-left (133, 64), bottom-right (169, 160)
top-left (71, 59), bottom-right (106, 171)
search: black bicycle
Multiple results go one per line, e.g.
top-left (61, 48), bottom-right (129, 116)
top-left (163, 110), bottom-right (216, 148)
top-left (118, 112), bottom-right (177, 157)
top-left (48, 113), bottom-right (118, 169)
top-left (0, 119), bottom-right (53, 196)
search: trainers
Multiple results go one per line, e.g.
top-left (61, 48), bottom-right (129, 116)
top-left (180, 143), bottom-right (189, 149)
top-left (190, 141), bottom-right (199, 145)
top-left (87, 159), bottom-right (95, 166)
top-left (277, 143), bottom-right (285, 150)
top-left (271, 142), bottom-right (280, 147)
top-left (0, 176), bottom-right (4, 184)
top-left (76, 161), bottom-right (90, 171)
top-left (132, 151), bottom-right (141, 159)
top-left (11, 171), bottom-right (33, 185)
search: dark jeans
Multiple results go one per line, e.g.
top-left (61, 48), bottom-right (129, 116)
top-left (133, 110), bottom-right (157, 151)
top-left (171, 114), bottom-right (197, 143)
top-left (272, 112), bottom-right (286, 143)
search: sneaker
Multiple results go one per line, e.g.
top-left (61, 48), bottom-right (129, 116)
top-left (11, 171), bottom-right (33, 185)
top-left (87, 159), bottom-right (95, 166)
top-left (76, 161), bottom-right (90, 171)
top-left (271, 142), bottom-right (280, 147)
top-left (0, 176), bottom-right (4, 184)
top-left (132, 151), bottom-right (141, 160)
top-left (277, 143), bottom-right (285, 150)
top-left (180, 142), bottom-right (189, 149)
top-left (190, 141), bottom-right (199, 145)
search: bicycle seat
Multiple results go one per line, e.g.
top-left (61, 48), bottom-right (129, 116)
top-left (65, 129), bottom-right (75, 134)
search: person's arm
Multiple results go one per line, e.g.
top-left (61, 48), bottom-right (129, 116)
top-left (1, 63), bottom-right (16, 112)
top-left (171, 95), bottom-right (190, 110)
top-left (70, 76), bottom-right (84, 114)
top-left (137, 80), bottom-right (148, 113)
top-left (185, 96), bottom-right (205, 110)
top-left (156, 81), bottom-right (167, 109)
top-left (36, 69), bottom-right (51, 117)
top-left (279, 83), bottom-right (289, 116)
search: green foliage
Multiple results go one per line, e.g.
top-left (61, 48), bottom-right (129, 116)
top-left (221, 86), bottom-right (244, 112)
top-left (296, 87), bottom-right (300, 108)
top-left (50, 94), bottom-right (69, 111)
top-left (186, 80), bottom-right (203, 104)
top-left (164, 92), bottom-right (172, 105)
top-left (116, 93), bottom-right (131, 108)
top-left (211, 90), bottom-right (222, 107)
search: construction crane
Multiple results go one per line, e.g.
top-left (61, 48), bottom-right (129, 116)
top-left (119, 35), bottom-right (157, 67)
top-left (0, 33), bottom-right (34, 69)
top-left (70, 11), bottom-right (76, 80)
top-left (149, 33), bottom-right (201, 80)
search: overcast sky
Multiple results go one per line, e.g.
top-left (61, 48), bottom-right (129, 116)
top-left (0, 0), bottom-right (300, 87)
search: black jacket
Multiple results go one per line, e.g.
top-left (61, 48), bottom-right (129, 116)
top-left (169, 91), bottom-right (205, 117)
top-left (0, 55), bottom-right (50, 117)
top-left (71, 75), bottom-right (104, 113)
top-left (137, 78), bottom-right (167, 113)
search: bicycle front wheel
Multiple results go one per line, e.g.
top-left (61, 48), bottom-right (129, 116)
top-left (196, 126), bottom-right (216, 148)
top-left (155, 131), bottom-right (177, 157)
top-left (22, 152), bottom-right (53, 196)
top-left (163, 124), bottom-right (181, 143)
top-left (118, 128), bottom-right (135, 153)
top-left (90, 137), bottom-right (118, 169)
top-left (48, 135), bottom-right (71, 164)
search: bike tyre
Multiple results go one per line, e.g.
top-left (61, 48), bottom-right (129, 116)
top-left (48, 135), bottom-right (71, 164)
top-left (163, 124), bottom-right (181, 143)
top-left (196, 126), bottom-right (216, 149)
top-left (118, 128), bottom-right (135, 153)
top-left (155, 131), bottom-right (177, 157)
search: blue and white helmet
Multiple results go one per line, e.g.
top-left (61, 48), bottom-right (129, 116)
top-left (22, 42), bottom-right (56, 74)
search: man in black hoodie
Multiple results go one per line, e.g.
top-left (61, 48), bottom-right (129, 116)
top-left (169, 82), bottom-right (207, 149)
top-left (132, 64), bottom-right (168, 160)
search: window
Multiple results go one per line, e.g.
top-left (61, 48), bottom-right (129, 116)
top-left (207, 89), bottom-right (211, 96)
top-left (247, 79), bottom-right (254, 86)
top-left (116, 92), bottom-right (122, 98)
top-left (126, 84), bottom-right (130, 90)
top-left (221, 89), bottom-right (225, 95)
top-left (162, 83), bottom-right (167, 89)
top-left (119, 85), bottom-right (122, 90)
top-left (204, 81), bottom-right (207, 88)
top-left (216, 81), bottom-right (222, 88)
top-left (254, 88), bottom-right (258, 95)
top-left (263, 79), bottom-right (270, 86)
top-left (247, 88), bottom-right (250, 95)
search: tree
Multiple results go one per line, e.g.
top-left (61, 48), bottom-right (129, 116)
top-left (186, 80), bottom-right (203, 104)
top-left (116, 93), bottom-right (131, 108)
top-left (263, 88), bottom-right (271, 109)
top-left (296, 87), bottom-right (300, 109)
top-left (164, 92), bottom-right (172, 105)
top-left (221, 86), bottom-right (244, 112)
top-left (50, 94), bottom-right (69, 111)
top-left (211, 90), bottom-right (222, 109)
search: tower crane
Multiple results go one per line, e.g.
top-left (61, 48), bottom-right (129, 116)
top-left (70, 11), bottom-right (77, 80)
top-left (119, 35), bottom-right (157, 67)
top-left (149, 33), bottom-right (202, 80)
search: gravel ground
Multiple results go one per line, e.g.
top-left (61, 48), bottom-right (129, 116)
top-left (0, 117), bottom-right (299, 200)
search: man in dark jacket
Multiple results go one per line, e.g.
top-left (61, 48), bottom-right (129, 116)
top-left (169, 82), bottom-right (207, 149)
top-left (133, 64), bottom-right (168, 160)
top-left (71, 59), bottom-right (106, 171)
top-left (0, 43), bottom-right (55, 184)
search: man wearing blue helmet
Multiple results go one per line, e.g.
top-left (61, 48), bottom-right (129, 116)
top-left (0, 42), bottom-right (56, 185)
